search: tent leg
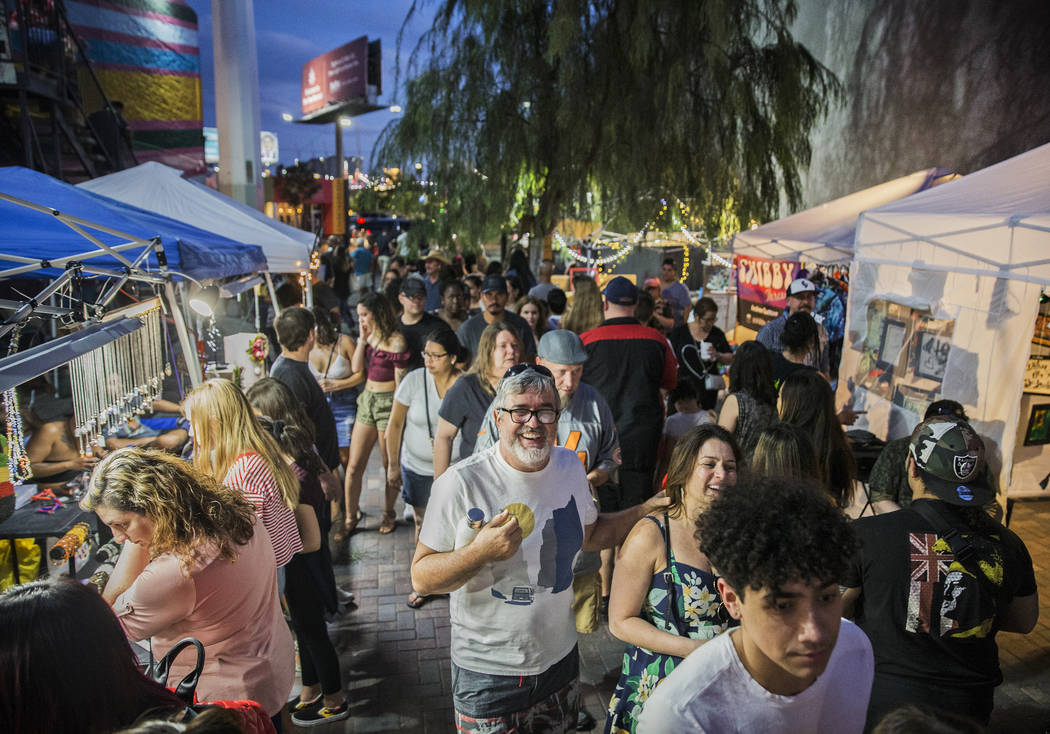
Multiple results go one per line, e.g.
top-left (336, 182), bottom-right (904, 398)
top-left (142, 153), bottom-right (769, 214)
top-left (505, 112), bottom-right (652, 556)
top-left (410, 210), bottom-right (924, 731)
top-left (264, 272), bottom-right (280, 317)
top-left (164, 281), bottom-right (202, 388)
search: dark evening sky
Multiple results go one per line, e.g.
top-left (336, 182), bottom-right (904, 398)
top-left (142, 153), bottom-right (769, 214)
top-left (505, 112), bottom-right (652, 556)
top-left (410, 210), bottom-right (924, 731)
top-left (185, 0), bottom-right (433, 169)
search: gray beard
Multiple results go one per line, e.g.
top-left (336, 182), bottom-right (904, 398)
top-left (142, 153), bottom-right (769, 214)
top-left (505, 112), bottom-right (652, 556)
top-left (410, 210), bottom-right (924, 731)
top-left (509, 438), bottom-right (552, 468)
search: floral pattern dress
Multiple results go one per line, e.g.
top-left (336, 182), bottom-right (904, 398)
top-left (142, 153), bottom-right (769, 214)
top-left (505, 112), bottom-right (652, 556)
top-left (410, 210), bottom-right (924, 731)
top-left (604, 516), bottom-right (728, 733)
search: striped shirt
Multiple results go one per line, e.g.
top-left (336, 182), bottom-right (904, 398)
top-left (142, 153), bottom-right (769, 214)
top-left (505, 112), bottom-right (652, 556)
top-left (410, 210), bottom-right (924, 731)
top-left (224, 452), bottom-right (301, 567)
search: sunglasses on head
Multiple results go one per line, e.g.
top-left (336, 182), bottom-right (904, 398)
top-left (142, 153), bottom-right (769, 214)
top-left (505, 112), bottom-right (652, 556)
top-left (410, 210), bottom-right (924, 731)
top-left (502, 363), bottom-right (553, 379)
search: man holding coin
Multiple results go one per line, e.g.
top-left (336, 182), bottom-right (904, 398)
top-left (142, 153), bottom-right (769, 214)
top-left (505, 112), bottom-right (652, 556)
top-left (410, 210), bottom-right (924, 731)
top-left (412, 364), bottom-right (665, 732)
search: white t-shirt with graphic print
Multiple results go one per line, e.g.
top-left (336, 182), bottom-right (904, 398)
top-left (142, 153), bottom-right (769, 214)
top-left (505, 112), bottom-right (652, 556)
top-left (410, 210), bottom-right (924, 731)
top-left (419, 443), bottom-right (598, 676)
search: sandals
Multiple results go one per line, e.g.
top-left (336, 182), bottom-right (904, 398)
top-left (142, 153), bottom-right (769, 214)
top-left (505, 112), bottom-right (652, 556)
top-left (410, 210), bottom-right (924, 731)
top-left (379, 510), bottom-right (397, 535)
top-left (334, 512), bottom-right (364, 543)
top-left (406, 591), bottom-right (429, 609)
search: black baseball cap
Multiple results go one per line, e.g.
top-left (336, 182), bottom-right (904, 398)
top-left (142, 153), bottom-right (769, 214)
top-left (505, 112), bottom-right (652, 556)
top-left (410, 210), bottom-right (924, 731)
top-left (481, 274), bottom-right (508, 294)
top-left (399, 277), bottom-right (426, 297)
top-left (908, 417), bottom-right (992, 506)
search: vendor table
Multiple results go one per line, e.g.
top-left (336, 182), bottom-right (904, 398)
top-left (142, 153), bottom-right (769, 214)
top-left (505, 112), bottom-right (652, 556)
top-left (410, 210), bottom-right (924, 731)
top-left (0, 502), bottom-right (97, 583)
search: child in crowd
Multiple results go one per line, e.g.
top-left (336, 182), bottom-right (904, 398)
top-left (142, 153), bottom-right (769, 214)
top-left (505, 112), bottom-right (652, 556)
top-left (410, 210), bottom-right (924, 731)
top-left (638, 477), bottom-right (873, 733)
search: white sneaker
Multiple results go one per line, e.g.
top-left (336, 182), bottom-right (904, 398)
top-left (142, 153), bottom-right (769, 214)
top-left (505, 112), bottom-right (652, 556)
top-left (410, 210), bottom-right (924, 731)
top-left (403, 506), bottom-right (414, 522)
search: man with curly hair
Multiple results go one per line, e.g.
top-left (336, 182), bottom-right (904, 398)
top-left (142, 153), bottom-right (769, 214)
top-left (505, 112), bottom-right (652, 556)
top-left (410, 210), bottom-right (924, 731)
top-left (638, 478), bottom-right (873, 733)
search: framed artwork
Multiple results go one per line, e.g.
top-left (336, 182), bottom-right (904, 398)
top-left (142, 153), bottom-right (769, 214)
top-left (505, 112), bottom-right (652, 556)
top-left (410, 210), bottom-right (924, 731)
top-left (877, 319), bottom-right (907, 369)
top-left (1024, 403), bottom-right (1050, 446)
top-left (915, 331), bottom-right (951, 381)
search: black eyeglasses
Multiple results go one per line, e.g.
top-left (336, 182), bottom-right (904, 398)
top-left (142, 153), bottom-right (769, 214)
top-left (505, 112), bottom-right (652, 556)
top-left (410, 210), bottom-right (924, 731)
top-left (502, 363), bottom-right (553, 379)
top-left (498, 407), bottom-right (560, 424)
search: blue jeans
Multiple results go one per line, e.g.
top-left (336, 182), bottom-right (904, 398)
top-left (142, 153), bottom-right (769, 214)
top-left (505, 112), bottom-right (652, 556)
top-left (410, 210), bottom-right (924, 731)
top-left (452, 645), bottom-right (579, 732)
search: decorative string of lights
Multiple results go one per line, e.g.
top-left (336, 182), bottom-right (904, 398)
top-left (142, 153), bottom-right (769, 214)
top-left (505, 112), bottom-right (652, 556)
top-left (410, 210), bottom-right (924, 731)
top-left (553, 196), bottom-right (734, 276)
top-left (553, 217), bottom-right (652, 267)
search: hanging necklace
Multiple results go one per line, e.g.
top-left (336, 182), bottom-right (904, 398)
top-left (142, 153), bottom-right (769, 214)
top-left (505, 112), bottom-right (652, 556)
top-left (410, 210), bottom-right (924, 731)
top-left (3, 324), bottom-right (32, 483)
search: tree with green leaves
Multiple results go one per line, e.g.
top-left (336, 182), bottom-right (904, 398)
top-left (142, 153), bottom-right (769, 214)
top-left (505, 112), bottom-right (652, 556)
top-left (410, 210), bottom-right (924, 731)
top-left (275, 162), bottom-right (322, 228)
top-left (376, 0), bottom-right (839, 248)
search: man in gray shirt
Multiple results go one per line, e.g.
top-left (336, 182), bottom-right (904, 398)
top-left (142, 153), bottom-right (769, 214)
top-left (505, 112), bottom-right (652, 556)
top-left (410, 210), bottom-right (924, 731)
top-left (457, 273), bottom-right (536, 361)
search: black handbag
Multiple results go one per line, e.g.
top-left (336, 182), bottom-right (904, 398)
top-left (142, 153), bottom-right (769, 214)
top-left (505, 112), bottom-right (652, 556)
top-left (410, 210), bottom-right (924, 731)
top-left (149, 637), bottom-right (205, 704)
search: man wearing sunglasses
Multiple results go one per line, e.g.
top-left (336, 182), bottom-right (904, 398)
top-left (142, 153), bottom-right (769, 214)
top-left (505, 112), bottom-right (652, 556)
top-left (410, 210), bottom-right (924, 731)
top-left (412, 363), bottom-right (666, 732)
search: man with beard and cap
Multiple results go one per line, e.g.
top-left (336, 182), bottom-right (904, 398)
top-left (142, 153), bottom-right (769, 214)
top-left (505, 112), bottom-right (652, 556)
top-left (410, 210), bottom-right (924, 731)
top-left (456, 274), bottom-right (536, 361)
top-left (842, 417), bottom-right (1038, 728)
top-left (756, 277), bottom-right (830, 378)
top-left (413, 365), bottom-right (664, 732)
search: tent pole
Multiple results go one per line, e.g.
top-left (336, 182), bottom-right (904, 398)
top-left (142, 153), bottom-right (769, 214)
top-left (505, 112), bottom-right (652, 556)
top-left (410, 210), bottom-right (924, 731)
top-left (164, 281), bottom-right (203, 388)
top-left (264, 272), bottom-right (280, 316)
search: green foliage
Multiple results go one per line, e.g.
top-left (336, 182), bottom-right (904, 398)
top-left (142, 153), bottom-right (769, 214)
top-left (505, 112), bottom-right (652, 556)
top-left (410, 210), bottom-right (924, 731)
top-left (277, 163), bottom-right (321, 209)
top-left (375, 0), bottom-right (839, 245)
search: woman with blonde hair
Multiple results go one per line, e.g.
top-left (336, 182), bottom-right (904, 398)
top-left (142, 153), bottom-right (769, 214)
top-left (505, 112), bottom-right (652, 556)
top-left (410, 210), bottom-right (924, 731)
top-left (80, 448), bottom-right (295, 721)
top-left (561, 276), bottom-right (604, 334)
top-left (606, 424), bottom-right (740, 732)
top-left (183, 378), bottom-right (302, 568)
top-left (433, 321), bottom-right (521, 478)
top-left (343, 292), bottom-right (410, 535)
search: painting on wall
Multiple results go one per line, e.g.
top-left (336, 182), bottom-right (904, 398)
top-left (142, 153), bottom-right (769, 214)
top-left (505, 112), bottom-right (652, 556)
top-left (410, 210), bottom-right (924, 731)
top-left (1024, 403), bottom-right (1050, 446)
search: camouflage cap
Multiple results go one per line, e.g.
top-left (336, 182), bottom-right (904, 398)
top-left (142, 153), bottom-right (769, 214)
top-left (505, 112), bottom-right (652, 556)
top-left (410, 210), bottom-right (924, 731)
top-left (908, 417), bottom-right (992, 506)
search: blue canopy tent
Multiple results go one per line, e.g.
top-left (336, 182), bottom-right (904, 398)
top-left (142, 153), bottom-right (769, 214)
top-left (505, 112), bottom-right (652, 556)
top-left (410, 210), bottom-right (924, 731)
top-left (0, 166), bottom-right (267, 281)
top-left (0, 167), bottom-right (268, 387)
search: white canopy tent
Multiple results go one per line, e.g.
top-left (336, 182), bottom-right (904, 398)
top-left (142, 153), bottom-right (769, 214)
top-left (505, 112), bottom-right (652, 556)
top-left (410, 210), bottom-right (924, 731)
top-left (840, 142), bottom-right (1050, 497)
top-left (78, 162), bottom-right (311, 273)
top-left (732, 168), bottom-right (957, 264)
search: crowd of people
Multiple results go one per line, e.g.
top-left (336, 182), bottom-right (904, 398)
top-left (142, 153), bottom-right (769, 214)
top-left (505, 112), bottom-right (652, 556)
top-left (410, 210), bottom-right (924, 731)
top-left (0, 237), bottom-right (1039, 734)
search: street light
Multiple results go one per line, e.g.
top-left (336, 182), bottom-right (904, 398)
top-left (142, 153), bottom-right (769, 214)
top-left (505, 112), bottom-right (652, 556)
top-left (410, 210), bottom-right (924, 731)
top-left (281, 112), bottom-right (293, 122)
top-left (389, 105), bottom-right (402, 113)
top-left (339, 117), bottom-right (352, 128)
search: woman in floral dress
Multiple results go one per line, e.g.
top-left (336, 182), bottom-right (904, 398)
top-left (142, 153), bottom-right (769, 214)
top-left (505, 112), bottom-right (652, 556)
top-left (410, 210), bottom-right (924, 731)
top-left (604, 424), bottom-right (742, 733)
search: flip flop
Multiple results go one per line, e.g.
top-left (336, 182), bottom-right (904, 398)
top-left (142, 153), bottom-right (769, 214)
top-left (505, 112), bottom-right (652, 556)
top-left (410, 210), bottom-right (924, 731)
top-left (406, 592), bottom-right (429, 609)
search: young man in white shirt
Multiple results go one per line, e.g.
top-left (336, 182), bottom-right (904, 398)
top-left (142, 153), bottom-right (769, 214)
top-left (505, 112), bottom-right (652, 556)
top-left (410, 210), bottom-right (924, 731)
top-left (638, 477), bottom-right (874, 734)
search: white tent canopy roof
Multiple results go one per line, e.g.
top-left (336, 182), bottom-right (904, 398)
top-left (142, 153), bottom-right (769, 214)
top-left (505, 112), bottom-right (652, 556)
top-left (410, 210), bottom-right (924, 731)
top-left (855, 142), bottom-right (1050, 285)
top-left (79, 162), bottom-right (311, 273)
top-left (732, 168), bottom-right (956, 264)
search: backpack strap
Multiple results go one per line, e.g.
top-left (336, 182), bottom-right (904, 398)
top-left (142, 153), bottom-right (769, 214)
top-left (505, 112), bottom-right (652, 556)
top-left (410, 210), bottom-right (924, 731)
top-left (910, 500), bottom-right (976, 563)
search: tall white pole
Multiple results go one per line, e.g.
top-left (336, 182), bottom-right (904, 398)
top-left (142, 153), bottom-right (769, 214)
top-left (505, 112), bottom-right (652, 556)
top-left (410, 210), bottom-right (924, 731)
top-left (212, 0), bottom-right (262, 208)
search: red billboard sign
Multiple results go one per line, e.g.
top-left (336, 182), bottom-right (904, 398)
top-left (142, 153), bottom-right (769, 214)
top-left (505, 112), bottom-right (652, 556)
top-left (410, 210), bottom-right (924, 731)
top-left (301, 36), bottom-right (369, 115)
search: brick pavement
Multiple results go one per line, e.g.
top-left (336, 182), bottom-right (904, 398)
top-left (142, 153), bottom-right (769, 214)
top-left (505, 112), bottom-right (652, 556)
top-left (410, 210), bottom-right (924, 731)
top-left (312, 451), bottom-right (1050, 733)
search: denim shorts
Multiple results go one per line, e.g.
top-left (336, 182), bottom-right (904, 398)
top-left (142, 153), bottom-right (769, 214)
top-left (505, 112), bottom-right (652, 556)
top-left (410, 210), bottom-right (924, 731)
top-left (400, 465), bottom-right (434, 509)
top-left (452, 645), bottom-right (579, 731)
top-left (327, 389), bottom-right (358, 448)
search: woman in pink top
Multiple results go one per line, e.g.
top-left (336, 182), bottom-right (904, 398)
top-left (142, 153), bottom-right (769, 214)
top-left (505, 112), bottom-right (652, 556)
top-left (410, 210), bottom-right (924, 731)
top-left (184, 378), bottom-right (302, 567)
top-left (81, 447), bottom-right (295, 718)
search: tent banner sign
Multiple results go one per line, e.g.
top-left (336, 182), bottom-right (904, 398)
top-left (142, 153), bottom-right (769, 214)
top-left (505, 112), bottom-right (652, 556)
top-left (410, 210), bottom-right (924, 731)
top-left (735, 255), bottom-right (800, 331)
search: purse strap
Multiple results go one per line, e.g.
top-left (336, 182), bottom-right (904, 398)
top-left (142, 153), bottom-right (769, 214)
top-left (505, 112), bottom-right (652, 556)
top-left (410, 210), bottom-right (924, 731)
top-left (659, 511), bottom-right (689, 637)
top-left (423, 371), bottom-right (434, 440)
top-left (149, 637), bottom-right (205, 704)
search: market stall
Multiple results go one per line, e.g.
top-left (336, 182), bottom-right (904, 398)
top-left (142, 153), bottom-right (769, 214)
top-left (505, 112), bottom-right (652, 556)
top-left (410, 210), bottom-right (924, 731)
top-left (730, 169), bottom-right (957, 343)
top-left (838, 142), bottom-right (1050, 498)
top-left (78, 162), bottom-right (312, 274)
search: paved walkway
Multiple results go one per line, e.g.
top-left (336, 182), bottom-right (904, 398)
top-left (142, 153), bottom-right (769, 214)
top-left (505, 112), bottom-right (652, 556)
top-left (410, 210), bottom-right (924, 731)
top-left (316, 451), bottom-right (1050, 733)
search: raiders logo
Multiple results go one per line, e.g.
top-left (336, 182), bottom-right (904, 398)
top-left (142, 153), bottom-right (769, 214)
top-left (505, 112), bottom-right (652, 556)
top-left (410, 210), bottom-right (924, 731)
top-left (954, 454), bottom-right (977, 480)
